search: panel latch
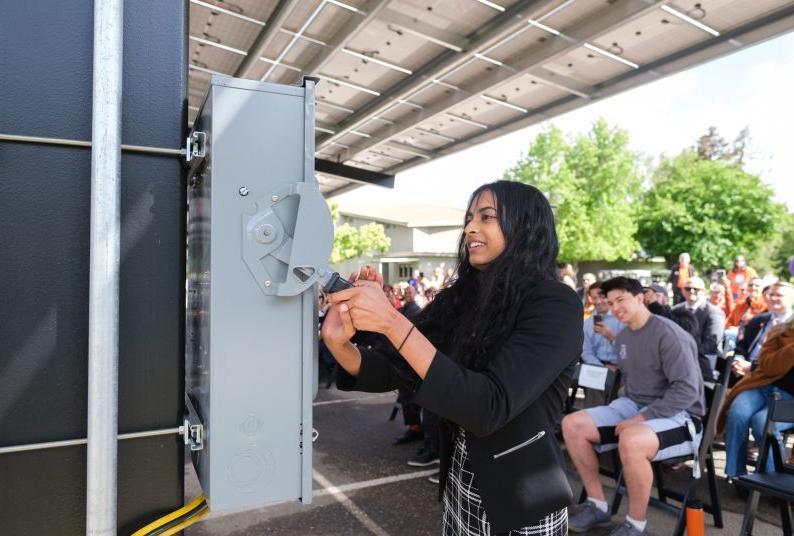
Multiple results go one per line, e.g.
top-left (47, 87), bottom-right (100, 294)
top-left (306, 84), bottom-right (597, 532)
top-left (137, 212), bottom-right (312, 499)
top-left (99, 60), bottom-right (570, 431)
top-left (181, 418), bottom-right (205, 451)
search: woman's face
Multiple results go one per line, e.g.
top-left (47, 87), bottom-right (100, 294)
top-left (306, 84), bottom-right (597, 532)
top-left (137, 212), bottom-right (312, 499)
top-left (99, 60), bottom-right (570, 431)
top-left (464, 190), bottom-right (506, 271)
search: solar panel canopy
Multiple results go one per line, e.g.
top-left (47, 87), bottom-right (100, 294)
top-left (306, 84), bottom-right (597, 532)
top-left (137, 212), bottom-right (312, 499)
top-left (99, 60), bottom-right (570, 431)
top-left (187, 0), bottom-right (794, 196)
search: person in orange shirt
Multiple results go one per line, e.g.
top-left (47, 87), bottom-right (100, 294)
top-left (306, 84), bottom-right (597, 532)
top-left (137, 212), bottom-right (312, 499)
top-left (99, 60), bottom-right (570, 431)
top-left (726, 277), bottom-right (767, 328)
top-left (727, 255), bottom-right (758, 300)
top-left (669, 252), bottom-right (694, 304)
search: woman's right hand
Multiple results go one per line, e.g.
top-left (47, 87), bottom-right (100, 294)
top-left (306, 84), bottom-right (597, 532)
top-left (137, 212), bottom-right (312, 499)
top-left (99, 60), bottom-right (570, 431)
top-left (321, 301), bottom-right (356, 349)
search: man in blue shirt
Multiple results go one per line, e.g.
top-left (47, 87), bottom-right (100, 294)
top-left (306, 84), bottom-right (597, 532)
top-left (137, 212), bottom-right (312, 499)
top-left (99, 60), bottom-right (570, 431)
top-left (583, 281), bottom-right (624, 365)
top-left (581, 281), bottom-right (625, 407)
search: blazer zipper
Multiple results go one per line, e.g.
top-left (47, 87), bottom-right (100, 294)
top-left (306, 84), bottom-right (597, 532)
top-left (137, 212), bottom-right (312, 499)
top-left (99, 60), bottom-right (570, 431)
top-left (492, 430), bottom-right (545, 460)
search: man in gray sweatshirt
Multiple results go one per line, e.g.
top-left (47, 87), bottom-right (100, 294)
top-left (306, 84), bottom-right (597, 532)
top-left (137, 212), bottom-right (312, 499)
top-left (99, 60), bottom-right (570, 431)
top-left (562, 277), bottom-right (705, 536)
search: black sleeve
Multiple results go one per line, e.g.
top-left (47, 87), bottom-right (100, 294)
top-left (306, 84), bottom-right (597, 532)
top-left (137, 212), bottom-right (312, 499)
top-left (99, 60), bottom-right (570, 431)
top-left (411, 281), bottom-right (583, 437)
top-left (335, 332), bottom-right (420, 393)
top-left (702, 305), bottom-right (725, 355)
top-left (735, 316), bottom-right (763, 357)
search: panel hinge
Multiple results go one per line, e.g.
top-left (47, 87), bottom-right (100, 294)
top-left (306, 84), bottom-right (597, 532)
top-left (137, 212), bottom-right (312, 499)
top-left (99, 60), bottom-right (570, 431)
top-left (185, 131), bottom-right (206, 163)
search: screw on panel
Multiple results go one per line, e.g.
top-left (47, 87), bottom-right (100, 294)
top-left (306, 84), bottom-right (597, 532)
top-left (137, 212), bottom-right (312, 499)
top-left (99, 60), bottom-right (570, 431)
top-left (271, 195), bottom-right (279, 202)
top-left (265, 281), bottom-right (272, 287)
top-left (239, 186), bottom-right (249, 196)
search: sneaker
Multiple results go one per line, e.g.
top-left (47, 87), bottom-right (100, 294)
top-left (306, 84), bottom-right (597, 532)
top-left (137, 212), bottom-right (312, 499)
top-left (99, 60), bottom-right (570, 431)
top-left (608, 520), bottom-right (646, 535)
top-left (428, 472), bottom-right (439, 484)
top-left (568, 501), bottom-right (612, 533)
top-left (393, 428), bottom-right (424, 445)
top-left (407, 448), bottom-right (439, 467)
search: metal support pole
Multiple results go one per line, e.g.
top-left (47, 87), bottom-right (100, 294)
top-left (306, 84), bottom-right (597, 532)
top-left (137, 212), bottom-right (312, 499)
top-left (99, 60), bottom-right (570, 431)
top-left (86, 0), bottom-right (124, 534)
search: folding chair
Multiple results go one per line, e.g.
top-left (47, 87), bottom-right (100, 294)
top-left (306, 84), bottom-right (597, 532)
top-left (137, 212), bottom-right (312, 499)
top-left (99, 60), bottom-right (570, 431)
top-left (610, 382), bottom-right (727, 536)
top-left (566, 364), bottom-right (624, 496)
top-left (736, 396), bottom-right (794, 535)
top-left (565, 363), bottom-right (621, 414)
top-left (714, 350), bottom-right (736, 387)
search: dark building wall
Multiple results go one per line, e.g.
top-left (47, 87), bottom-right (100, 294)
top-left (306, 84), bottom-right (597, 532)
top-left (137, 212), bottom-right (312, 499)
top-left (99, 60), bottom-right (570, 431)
top-left (0, 1), bottom-right (187, 533)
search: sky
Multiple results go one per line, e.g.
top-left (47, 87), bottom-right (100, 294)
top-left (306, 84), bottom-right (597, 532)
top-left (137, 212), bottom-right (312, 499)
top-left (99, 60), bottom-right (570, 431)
top-left (333, 31), bottom-right (794, 212)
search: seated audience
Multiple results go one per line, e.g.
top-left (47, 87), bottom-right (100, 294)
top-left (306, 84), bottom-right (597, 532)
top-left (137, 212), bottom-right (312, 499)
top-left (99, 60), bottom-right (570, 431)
top-left (580, 281), bottom-right (625, 406)
top-left (709, 281), bottom-right (734, 319)
top-left (563, 277), bottom-right (704, 536)
top-left (579, 273), bottom-right (597, 319)
top-left (578, 272), bottom-right (597, 304)
top-left (718, 314), bottom-right (794, 482)
top-left (672, 276), bottom-right (725, 367)
top-left (728, 255), bottom-right (758, 301)
top-left (560, 263), bottom-right (578, 291)
top-left (383, 284), bottom-right (400, 309)
top-left (668, 307), bottom-right (713, 381)
top-left (670, 252), bottom-right (694, 305)
top-left (643, 283), bottom-right (671, 317)
top-left (726, 277), bottom-right (767, 329)
top-left (423, 287), bottom-right (437, 304)
top-left (733, 282), bottom-right (794, 377)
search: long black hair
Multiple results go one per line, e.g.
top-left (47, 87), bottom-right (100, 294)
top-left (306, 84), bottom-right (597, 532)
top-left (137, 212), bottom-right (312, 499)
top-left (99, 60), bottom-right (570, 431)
top-left (415, 181), bottom-right (559, 370)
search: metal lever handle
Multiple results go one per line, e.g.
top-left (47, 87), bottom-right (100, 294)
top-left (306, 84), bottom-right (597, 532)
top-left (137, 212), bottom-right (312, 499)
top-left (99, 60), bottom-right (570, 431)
top-left (241, 181), bottom-right (334, 297)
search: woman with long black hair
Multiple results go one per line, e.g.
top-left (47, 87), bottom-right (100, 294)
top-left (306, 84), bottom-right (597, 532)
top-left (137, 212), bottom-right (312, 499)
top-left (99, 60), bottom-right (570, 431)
top-left (323, 181), bottom-right (582, 535)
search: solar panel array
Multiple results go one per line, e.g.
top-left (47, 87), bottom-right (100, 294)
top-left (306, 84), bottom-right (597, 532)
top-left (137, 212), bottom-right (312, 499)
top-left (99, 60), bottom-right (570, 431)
top-left (187, 0), bottom-right (794, 195)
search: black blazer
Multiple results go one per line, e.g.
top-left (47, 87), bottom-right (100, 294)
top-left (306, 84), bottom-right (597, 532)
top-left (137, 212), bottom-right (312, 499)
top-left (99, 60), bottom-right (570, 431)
top-left (337, 280), bottom-right (583, 533)
top-left (735, 312), bottom-right (772, 359)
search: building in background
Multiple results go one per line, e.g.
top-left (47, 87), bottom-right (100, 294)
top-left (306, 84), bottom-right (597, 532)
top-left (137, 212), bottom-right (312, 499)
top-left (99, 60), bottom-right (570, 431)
top-left (332, 204), bottom-right (464, 285)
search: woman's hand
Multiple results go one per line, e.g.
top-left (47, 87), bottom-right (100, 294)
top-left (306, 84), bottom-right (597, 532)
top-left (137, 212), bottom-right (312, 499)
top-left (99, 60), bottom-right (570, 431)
top-left (328, 266), bottom-right (402, 338)
top-left (321, 301), bottom-right (356, 349)
top-left (732, 357), bottom-right (752, 377)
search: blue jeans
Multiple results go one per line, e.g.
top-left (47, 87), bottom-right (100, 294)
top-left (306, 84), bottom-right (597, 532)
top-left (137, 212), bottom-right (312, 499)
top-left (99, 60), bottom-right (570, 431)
top-left (724, 385), bottom-right (794, 477)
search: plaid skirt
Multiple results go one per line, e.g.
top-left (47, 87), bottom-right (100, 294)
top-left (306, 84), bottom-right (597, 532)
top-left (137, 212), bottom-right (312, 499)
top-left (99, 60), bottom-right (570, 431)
top-left (442, 430), bottom-right (567, 536)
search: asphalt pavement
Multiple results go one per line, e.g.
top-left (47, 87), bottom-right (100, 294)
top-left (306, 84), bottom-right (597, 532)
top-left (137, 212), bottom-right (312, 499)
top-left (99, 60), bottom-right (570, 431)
top-left (185, 385), bottom-right (784, 536)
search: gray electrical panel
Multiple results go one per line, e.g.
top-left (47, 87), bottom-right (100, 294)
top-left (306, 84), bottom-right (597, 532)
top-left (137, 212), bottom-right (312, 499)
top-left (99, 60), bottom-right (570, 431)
top-left (185, 75), bottom-right (332, 511)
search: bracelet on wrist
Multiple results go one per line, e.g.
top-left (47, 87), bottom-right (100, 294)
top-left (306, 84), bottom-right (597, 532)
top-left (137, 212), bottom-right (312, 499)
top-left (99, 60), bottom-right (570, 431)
top-left (397, 324), bottom-right (416, 352)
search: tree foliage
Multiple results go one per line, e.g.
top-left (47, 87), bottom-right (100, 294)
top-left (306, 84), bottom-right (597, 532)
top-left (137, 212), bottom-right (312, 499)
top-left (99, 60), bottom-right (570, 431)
top-left (696, 126), bottom-right (751, 166)
top-left (636, 151), bottom-right (787, 269)
top-left (328, 202), bottom-right (391, 264)
top-left (768, 213), bottom-right (794, 281)
top-left (502, 119), bottom-right (643, 262)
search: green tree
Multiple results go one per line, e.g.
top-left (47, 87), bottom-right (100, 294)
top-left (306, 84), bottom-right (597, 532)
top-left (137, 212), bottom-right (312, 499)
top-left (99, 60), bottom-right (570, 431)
top-left (328, 202), bottom-right (391, 264)
top-left (503, 119), bottom-right (643, 262)
top-left (636, 151), bottom-right (787, 270)
top-left (767, 213), bottom-right (794, 281)
top-left (696, 126), bottom-right (751, 166)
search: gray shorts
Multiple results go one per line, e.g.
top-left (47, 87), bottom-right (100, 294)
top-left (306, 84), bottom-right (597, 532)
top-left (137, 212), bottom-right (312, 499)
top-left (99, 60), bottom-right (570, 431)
top-left (584, 397), bottom-right (702, 461)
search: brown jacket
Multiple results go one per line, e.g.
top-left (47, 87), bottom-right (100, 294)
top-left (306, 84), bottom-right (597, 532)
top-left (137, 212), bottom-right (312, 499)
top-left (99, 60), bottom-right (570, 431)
top-left (717, 328), bottom-right (794, 434)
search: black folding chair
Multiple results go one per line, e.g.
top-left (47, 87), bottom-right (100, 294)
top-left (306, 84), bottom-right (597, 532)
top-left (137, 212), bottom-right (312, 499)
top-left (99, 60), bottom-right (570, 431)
top-left (610, 382), bottom-right (726, 536)
top-left (565, 363), bottom-right (621, 414)
top-left (566, 364), bottom-right (623, 495)
top-left (736, 396), bottom-right (794, 535)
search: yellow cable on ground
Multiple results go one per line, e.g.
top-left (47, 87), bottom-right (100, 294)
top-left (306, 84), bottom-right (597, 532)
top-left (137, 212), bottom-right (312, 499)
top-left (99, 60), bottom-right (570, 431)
top-left (131, 495), bottom-right (208, 536)
top-left (158, 502), bottom-right (210, 536)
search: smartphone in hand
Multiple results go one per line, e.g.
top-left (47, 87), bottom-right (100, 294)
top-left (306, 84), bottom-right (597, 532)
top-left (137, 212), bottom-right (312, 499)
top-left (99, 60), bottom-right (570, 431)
top-left (592, 314), bottom-right (603, 325)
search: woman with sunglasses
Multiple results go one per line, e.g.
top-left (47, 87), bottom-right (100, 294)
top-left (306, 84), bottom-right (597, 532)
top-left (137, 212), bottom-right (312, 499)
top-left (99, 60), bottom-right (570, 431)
top-left (323, 181), bottom-right (582, 535)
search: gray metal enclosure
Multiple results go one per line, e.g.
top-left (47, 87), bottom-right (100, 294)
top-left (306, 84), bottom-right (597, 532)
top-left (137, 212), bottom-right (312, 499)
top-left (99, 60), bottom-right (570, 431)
top-left (186, 76), bottom-right (330, 511)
